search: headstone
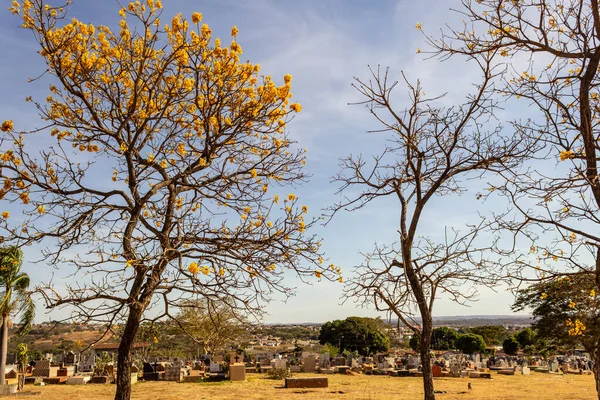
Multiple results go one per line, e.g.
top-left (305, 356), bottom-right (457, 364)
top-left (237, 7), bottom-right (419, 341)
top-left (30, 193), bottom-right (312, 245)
top-left (303, 357), bottom-right (316, 373)
top-left (522, 366), bottom-right (531, 375)
top-left (5, 354), bottom-right (16, 366)
top-left (210, 362), bottom-right (222, 373)
top-left (67, 376), bottom-right (91, 385)
top-left (432, 365), bottom-right (442, 378)
top-left (131, 365), bottom-right (139, 374)
top-left (550, 361), bottom-right (558, 372)
top-left (64, 352), bottom-right (76, 365)
top-left (33, 360), bottom-right (58, 378)
top-left (229, 364), bottom-right (245, 381)
top-left (319, 353), bottom-right (330, 368)
top-left (165, 366), bottom-right (184, 382)
top-left (271, 359), bottom-right (286, 369)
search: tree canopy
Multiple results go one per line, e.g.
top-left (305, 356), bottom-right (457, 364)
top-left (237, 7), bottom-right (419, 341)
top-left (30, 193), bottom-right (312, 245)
top-left (318, 317), bottom-right (390, 356)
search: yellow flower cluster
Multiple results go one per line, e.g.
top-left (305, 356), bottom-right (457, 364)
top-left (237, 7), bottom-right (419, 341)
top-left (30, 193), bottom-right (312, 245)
top-left (1, 120), bottom-right (14, 132)
top-left (566, 318), bottom-right (586, 336)
top-left (188, 262), bottom-right (200, 274)
top-left (560, 149), bottom-right (574, 161)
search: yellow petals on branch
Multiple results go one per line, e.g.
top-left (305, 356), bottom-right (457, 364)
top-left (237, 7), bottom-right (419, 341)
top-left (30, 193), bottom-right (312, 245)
top-left (566, 318), bottom-right (585, 336)
top-left (540, 292), bottom-right (548, 300)
top-left (287, 193), bottom-right (297, 201)
top-left (250, 169), bottom-right (258, 178)
top-left (177, 143), bottom-right (187, 156)
top-left (284, 74), bottom-right (292, 85)
top-left (338, 276), bottom-right (343, 283)
top-left (192, 12), bottom-right (203, 24)
top-left (591, 290), bottom-right (596, 297)
top-left (1, 120), bottom-right (14, 132)
top-left (37, 205), bottom-right (46, 214)
top-left (125, 259), bottom-right (134, 268)
top-left (20, 192), bottom-right (30, 204)
top-left (315, 270), bottom-right (322, 279)
top-left (120, 143), bottom-right (128, 153)
top-left (568, 301), bottom-right (576, 309)
top-left (1, 212), bottom-right (9, 219)
top-left (290, 103), bottom-right (302, 112)
top-left (560, 150), bottom-right (574, 161)
top-left (274, 195), bottom-right (280, 204)
top-left (415, 22), bottom-right (422, 30)
top-left (302, 205), bottom-right (308, 214)
top-left (231, 26), bottom-right (239, 37)
top-left (188, 262), bottom-right (200, 274)
top-left (201, 265), bottom-right (210, 275)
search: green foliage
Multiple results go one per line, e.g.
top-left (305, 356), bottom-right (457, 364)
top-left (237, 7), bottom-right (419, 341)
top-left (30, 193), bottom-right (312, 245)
top-left (16, 343), bottom-right (28, 369)
top-left (455, 333), bottom-right (486, 354)
top-left (431, 327), bottom-right (460, 350)
top-left (318, 317), bottom-right (390, 356)
top-left (0, 246), bottom-right (35, 335)
top-left (409, 335), bottom-right (419, 352)
top-left (502, 336), bottom-right (519, 355)
top-left (516, 328), bottom-right (536, 348)
top-left (469, 326), bottom-right (509, 346)
top-left (513, 275), bottom-right (597, 352)
top-left (322, 343), bottom-right (339, 358)
top-left (266, 367), bottom-right (291, 380)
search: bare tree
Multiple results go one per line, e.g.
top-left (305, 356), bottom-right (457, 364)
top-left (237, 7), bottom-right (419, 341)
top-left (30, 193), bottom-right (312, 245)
top-left (331, 60), bottom-right (533, 400)
top-left (429, 0), bottom-right (600, 395)
top-left (1, 2), bottom-right (337, 399)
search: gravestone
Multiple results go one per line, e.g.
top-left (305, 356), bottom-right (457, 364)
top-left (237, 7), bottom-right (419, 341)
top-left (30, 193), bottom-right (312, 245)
top-left (143, 362), bottom-right (160, 381)
top-left (210, 362), bottom-right (222, 373)
top-left (271, 359), bottom-right (286, 369)
top-left (64, 352), bottom-right (76, 365)
top-left (333, 357), bottom-right (346, 367)
top-left (5, 354), bottom-right (16, 366)
top-left (303, 357), bottom-right (316, 373)
top-left (131, 365), bottom-right (139, 375)
top-left (319, 353), bottom-right (330, 368)
top-left (165, 366), bottom-right (184, 382)
top-left (229, 364), bottom-right (245, 381)
top-left (432, 364), bottom-right (442, 378)
top-left (33, 360), bottom-right (58, 378)
top-left (522, 366), bottom-right (531, 375)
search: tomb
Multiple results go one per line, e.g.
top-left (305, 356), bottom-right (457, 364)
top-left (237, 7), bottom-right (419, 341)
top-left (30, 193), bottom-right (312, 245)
top-left (285, 377), bottom-right (328, 388)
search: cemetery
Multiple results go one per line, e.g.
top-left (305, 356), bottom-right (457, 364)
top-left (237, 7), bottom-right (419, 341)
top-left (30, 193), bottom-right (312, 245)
top-left (0, 345), bottom-right (595, 399)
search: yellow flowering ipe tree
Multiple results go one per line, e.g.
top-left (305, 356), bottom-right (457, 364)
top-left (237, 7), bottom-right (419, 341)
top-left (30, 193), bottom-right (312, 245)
top-left (1, 1), bottom-right (336, 399)
top-left (429, 1), bottom-right (600, 396)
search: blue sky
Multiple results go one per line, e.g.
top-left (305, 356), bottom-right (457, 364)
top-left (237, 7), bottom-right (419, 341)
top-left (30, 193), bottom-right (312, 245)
top-left (0, 0), bottom-right (531, 324)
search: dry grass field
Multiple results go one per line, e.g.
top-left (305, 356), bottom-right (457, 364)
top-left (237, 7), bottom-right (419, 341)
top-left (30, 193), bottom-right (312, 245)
top-left (12, 373), bottom-right (596, 400)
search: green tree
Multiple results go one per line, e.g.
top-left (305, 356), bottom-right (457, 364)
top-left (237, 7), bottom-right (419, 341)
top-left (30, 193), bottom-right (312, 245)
top-left (516, 328), bottom-right (536, 348)
top-left (469, 326), bottom-right (508, 347)
top-left (502, 336), bottom-right (519, 356)
top-left (455, 333), bottom-right (486, 355)
top-left (0, 246), bottom-right (34, 385)
top-left (513, 275), bottom-right (597, 353)
top-left (409, 335), bottom-right (420, 352)
top-left (318, 317), bottom-right (390, 356)
top-left (431, 327), bottom-right (460, 351)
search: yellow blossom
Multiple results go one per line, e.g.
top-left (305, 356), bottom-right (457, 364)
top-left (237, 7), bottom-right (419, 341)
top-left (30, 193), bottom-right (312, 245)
top-left (1, 212), bottom-right (9, 219)
top-left (338, 276), bottom-right (343, 283)
top-left (290, 103), bottom-right (302, 112)
top-left (415, 22), bottom-right (422, 30)
top-left (591, 290), bottom-right (596, 297)
top-left (287, 193), bottom-right (296, 201)
top-left (540, 292), bottom-right (548, 300)
top-left (569, 301), bottom-right (576, 309)
top-left (231, 26), bottom-right (239, 36)
top-left (37, 205), bottom-right (46, 214)
top-left (1, 120), bottom-right (14, 132)
top-left (153, 336), bottom-right (159, 344)
top-left (274, 195), bottom-right (280, 204)
top-left (188, 262), bottom-right (200, 274)
top-left (191, 12), bottom-right (202, 24)
top-left (315, 270), bottom-right (322, 279)
top-left (201, 265), bottom-right (210, 275)
top-left (284, 74), bottom-right (292, 85)
top-left (125, 259), bottom-right (134, 268)
top-left (302, 205), bottom-right (308, 214)
top-left (250, 169), bottom-right (258, 178)
top-left (560, 149), bottom-right (574, 161)
top-left (120, 142), bottom-right (128, 153)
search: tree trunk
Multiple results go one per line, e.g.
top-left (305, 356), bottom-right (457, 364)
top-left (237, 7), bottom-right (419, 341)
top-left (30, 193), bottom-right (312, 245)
top-left (593, 346), bottom-right (600, 400)
top-left (419, 324), bottom-right (435, 400)
top-left (0, 314), bottom-right (8, 386)
top-left (114, 305), bottom-right (144, 400)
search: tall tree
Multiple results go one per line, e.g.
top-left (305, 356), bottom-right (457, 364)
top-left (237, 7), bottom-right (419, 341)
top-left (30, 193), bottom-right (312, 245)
top-left (170, 299), bottom-right (246, 356)
top-left (318, 316), bottom-right (390, 356)
top-left (2, 2), bottom-right (336, 399)
top-left (333, 63), bottom-right (533, 400)
top-left (430, 0), bottom-right (600, 396)
top-left (513, 274), bottom-right (597, 353)
top-left (0, 247), bottom-right (34, 386)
